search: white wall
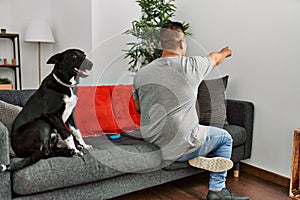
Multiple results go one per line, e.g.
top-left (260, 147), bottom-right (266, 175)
top-left (0, 0), bottom-right (92, 88)
top-left (90, 0), bottom-right (140, 85)
top-left (52, 0), bottom-right (92, 85)
top-left (175, 0), bottom-right (300, 177)
top-left (0, 0), bottom-right (53, 89)
top-left (1, 0), bottom-right (299, 178)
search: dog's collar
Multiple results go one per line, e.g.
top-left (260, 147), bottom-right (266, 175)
top-left (53, 73), bottom-right (77, 88)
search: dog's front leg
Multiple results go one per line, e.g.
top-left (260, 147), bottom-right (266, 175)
top-left (69, 126), bottom-right (93, 150)
top-left (47, 114), bottom-right (83, 155)
top-left (66, 113), bottom-right (93, 150)
top-left (64, 135), bottom-right (83, 156)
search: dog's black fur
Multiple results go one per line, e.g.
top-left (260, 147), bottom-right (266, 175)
top-left (1, 49), bottom-right (93, 172)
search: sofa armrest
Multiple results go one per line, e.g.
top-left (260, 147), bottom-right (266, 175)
top-left (226, 99), bottom-right (254, 159)
top-left (0, 122), bottom-right (12, 200)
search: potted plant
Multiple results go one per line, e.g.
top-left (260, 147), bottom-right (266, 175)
top-left (124, 0), bottom-right (190, 72)
top-left (0, 77), bottom-right (13, 90)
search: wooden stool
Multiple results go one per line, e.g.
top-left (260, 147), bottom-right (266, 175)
top-left (289, 129), bottom-right (300, 198)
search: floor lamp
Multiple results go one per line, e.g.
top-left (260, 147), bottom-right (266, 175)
top-left (24, 19), bottom-right (55, 85)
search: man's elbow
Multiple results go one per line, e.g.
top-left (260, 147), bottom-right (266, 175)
top-left (136, 107), bottom-right (141, 114)
top-left (208, 52), bottom-right (218, 67)
top-left (208, 52), bottom-right (224, 67)
top-left (134, 100), bottom-right (141, 114)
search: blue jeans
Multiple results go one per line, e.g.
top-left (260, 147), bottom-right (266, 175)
top-left (177, 126), bottom-right (233, 191)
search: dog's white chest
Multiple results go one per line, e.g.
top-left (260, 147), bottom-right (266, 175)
top-left (62, 89), bottom-right (77, 122)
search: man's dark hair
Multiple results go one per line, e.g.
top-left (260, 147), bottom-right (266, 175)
top-left (160, 21), bottom-right (185, 50)
top-left (161, 21), bottom-right (184, 33)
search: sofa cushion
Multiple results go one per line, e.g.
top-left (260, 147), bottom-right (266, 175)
top-left (110, 85), bottom-right (140, 132)
top-left (196, 76), bottom-right (229, 128)
top-left (12, 133), bottom-right (161, 195)
top-left (73, 86), bottom-right (101, 136)
top-left (75, 85), bottom-right (140, 137)
top-left (224, 124), bottom-right (246, 146)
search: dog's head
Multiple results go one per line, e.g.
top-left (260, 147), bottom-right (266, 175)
top-left (47, 49), bottom-right (93, 84)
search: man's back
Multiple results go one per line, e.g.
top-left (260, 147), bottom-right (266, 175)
top-left (133, 56), bottom-right (213, 160)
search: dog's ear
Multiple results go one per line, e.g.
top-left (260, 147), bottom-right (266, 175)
top-left (47, 53), bottom-right (63, 64)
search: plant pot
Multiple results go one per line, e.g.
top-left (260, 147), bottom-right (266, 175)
top-left (0, 84), bottom-right (13, 90)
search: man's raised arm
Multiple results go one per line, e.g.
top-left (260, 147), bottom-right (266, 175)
top-left (208, 46), bottom-right (232, 67)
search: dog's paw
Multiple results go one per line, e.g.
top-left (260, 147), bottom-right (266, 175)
top-left (71, 148), bottom-right (83, 156)
top-left (84, 144), bottom-right (93, 150)
top-left (66, 149), bottom-right (76, 156)
top-left (76, 144), bottom-right (84, 151)
top-left (75, 150), bottom-right (84, 156)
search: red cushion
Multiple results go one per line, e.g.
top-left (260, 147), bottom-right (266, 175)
top-left (94, 86), bottom-right (120, 133)
top-left (75, 85), bottom-right (140, 137)
top-left (110, 85), bottom-right (140, 132)
top-left (74, 86), bottom-right (100, 137)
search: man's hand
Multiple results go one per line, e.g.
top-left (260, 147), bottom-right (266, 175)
top-left (220, 46), bottom-right (232, 58)
top-left (208, 46), bottom-right (232, 67)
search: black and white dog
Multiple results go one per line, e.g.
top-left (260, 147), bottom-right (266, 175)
top-left (1, 49), bottom-right (93, 172)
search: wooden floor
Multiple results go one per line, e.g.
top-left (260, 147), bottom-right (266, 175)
top-left (113, 171), bottom-right (291, 200)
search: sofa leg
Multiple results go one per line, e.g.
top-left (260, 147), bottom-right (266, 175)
top-left (233, 162), bottom-right (240, 178)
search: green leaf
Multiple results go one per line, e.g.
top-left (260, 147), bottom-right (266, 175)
top-left (123, 0), bottom-right (191, 72)
top-left (0, 77), bottom-right (12, 84)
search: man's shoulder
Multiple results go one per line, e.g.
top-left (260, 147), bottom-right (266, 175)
top-left (136, 60), bottom-right (159, 75)
top-left (186, 56), bottom-right (209, 63)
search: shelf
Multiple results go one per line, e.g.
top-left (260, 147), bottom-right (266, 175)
top-left (0, 65), bottom-right (19, 67)
top-left (0, 33), bottom-right (19, 39)
top-left (0, 84), bottom-right (13, 90)
top-left (0, 33), bottom-right (22, 89)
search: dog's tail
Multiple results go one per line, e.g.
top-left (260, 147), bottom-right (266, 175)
top-left (1, 158), bottom-right (27, 172)
top-left (1, 151), bottom-right (45, 172)
top-left (1, 159), bottom-right (28, 172)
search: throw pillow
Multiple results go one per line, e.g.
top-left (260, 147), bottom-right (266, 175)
top-left (75, 85), bottom-right (141, 137)
top-left (0, 100), bottom-right (22, 134)
top-left (196, 75), bottom-right (229, 128)
top-left (0, 100), bottom-right (22, 157)
top-left (111, 85), bottom-right (140, 132)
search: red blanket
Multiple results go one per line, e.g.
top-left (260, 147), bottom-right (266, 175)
top-left (74, 85), bottom-right (140, 137)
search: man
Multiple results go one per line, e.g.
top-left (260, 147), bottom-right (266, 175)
top-left (133, 21), bottom-right (249, 200)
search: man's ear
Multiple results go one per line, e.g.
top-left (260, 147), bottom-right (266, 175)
top-left (159, 41), bottom-right (163, 49)
top-left (179, 39), bottom-right (185, 49)
top-left (47, 53), bottom-right (62, 64)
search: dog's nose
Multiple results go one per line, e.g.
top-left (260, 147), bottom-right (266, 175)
top-left (84, 59), bottom-right (93, 70)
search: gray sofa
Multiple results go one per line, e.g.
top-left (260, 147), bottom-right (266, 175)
top-left (0, 89), bottom-right (254, 200)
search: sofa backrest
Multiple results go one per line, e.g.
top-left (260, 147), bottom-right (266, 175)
top-left (0, 90), bottom-right (36, 107)
top-left (0, 77), bottom-right (231, 137)
top-left (0, 86), bottom-right (141, 137)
